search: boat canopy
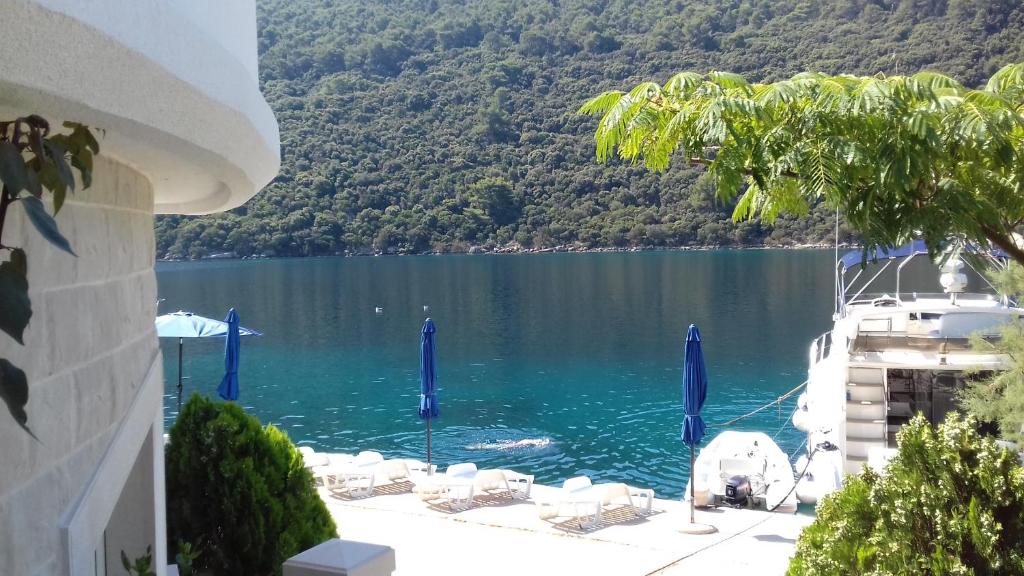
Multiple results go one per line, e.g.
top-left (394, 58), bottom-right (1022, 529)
top-left (839, 240), bottom-right (928, 272)
top-left (834, 240), bottom-right (1011, 316)
top-left (839, 240), bottom-right (1008, 273)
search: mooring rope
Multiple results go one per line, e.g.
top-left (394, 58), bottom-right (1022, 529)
top-left (788, 437), bottom-right (809, 461)
top-left (771, 416), bottom-right (792, 442)
top-left (708, 380), bottom-right (807, 428)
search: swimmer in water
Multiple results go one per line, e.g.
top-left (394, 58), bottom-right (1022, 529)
top-left (467, 438), bottom-right (552, 451)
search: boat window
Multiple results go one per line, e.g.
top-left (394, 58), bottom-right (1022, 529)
top-left (886, 369), bottom-right (994, 440)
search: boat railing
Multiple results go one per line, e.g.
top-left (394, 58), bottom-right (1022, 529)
top-left (809, 331), bottom-right (832, 366)
top-left (851, 334), bottom-right (981, 353)
top-left (845, 292), bottom-right (1006, 309)
top-left (835, 244), bottom-right (1012, 318)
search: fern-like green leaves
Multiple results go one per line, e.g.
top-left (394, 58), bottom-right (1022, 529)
top-left (579, 65), bottom-right (1024, 263)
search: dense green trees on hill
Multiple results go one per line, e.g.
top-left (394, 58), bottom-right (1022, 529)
top-left (154, 0), bottom-right (1024, 259)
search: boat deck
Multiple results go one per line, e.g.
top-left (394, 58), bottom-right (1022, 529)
top-left (318, 477), bottom-right (814, 575)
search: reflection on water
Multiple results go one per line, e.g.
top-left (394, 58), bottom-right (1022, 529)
top-left (157, 250), bottom-right (844, 497)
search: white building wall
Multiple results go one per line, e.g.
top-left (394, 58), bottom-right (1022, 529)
top-left (0, 156), bottom-right (161, 576)
top-left (104, 428), bottom-right (157, 575)
top-left (0, 1), bottom-right (279, 573)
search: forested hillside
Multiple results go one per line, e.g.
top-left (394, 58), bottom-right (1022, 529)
top-left (155, 0), bottom-right (1024, 258)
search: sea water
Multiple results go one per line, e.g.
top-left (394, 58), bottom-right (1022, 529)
top-left (156, 250), bottom-right (838, 498)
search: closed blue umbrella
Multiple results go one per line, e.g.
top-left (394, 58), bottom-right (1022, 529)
top-left (217, 308), bottom-right (242, 401)
top-left (681, 324), bottom-right (708, 525)
top-left (419, 318), bottom-right (439, 466)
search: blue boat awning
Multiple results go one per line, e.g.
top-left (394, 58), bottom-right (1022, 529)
top-left (839, 240), bottom-right (1008, 272)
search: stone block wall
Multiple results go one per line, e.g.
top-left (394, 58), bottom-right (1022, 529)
top-left (0, 155), bottom-right (161, 575)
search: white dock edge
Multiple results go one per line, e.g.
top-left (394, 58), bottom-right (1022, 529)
top-left (283, 539), bottom-right (396, 576)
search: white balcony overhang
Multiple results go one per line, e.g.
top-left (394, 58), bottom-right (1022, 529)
top-left (0, 0), bottom-right (280, 215)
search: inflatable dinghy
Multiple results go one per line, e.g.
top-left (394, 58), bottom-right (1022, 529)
top-left (684, 431), bottom-right (798, 513)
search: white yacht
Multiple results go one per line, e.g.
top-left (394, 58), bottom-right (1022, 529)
top-left (793, 241), bottom-right (1020, 504)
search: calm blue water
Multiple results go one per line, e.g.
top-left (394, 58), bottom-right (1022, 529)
top-left (156, 250), bottom-right (837, 498)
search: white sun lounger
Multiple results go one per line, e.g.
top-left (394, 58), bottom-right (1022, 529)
top-left (473, 469), bottom-right (513, 499)
top-left (627, 485), bottom-right (655, 514)
top-left (501, 470), bottom-right (534, 499)
top-left (474, 469), bottom-right (537, 500)
top-left (324, 452), bottom-right (435, 498)
top-left (301, 448), bottom-right (442, 496)
top-left (536, 476), bottom-right (643, 529)
top-left (376, 459), bottom-right (413, 483)
top-left (414, 463), bottom-right (478, 510)
top-left (404, 459), bottom-right (437, 476)
top-left (325, 451), bottom-right (385, 498)
top-left (298, 447), bottom-right (354, 487)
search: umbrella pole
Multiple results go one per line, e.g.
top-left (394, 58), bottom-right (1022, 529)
top-left (689, 444), bottom-right (695, 524)
top-left (426, 416), bottom-right (431, 467)
top-left (177, 337), bottom-right (183, 413)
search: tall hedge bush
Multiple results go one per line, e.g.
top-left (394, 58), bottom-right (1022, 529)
top-left (788, 414), bottom-right (1024, 575)
top-left (166, 395), bottom-right (337, 576)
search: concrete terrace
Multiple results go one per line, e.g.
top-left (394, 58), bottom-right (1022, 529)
top-left (318, 479), bottom-right (814, 576)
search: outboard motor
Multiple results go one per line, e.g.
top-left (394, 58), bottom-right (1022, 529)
top-left (724, 475), bottom-right (752, 506)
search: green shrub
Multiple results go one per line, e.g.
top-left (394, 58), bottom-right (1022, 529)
top-left (788, 414), bottom-right (1024, 575)
top-left (166, 395), bottom-right (337, 576)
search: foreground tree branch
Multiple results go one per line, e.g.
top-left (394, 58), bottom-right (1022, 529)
top-left (580, 64), bottom-right (1024, 265)
top-left (980, 224), bottom-right (1024, 266)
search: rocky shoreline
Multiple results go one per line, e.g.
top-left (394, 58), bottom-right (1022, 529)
top-left (159, 242), bottom-right (847, 262)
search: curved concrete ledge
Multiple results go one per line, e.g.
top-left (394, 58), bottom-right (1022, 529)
top-left (0, 0), bottom-right (280, 215)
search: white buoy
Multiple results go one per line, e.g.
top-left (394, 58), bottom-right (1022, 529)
top-left (423, 305), bottom-right (430, 313)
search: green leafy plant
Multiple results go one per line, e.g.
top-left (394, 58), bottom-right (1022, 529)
top-left (580, 63), bottom-right (1024, 265)
top-left (120, 546), bottom-right (156, 576)
top-left (788, 414), bottom-right (1024, 575)
top-left (175, 539), bottom-right (202, 576)
top-left (166, 395), bottom-right (337, 576)
top-left (963, 262), bottom-right (1024, 443)
top-left (0, 116), bottom-right (99, 432)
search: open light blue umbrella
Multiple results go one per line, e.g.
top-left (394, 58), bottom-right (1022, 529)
top-left (155, 310), bottom-right (261, 412)
top-left (681, 324), bottom-right (708, 525)
top-left (217, 308), bottom-right (242, 401)
top-left (419, 318), bottom-right (439, 466)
